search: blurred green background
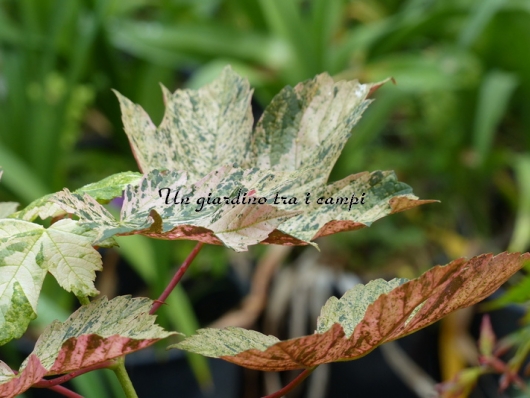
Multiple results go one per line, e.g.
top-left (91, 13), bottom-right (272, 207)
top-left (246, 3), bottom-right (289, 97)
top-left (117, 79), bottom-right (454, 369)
top-left (1, 0), bottom-right (530, 397)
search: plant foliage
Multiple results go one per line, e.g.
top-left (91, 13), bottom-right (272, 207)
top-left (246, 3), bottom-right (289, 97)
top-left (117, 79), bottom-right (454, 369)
top-left (173, 253), bottom-right (529, 371)
top-left (0, 296), bottom-right (174, 397)
top-left (51, 67), bottom-right (432, 251)
top-left (0, 66), bottom-right (527, 397)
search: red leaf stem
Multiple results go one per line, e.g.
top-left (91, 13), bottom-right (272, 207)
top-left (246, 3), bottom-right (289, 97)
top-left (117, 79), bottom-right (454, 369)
top-left (150, 242), bottom-right (204, 314)
top-left (34, 361), bottom-right (114, 388)
top-left (47, 385), bottom-right (84, 398)
top-left (261, 368), bottom-right (315, 398)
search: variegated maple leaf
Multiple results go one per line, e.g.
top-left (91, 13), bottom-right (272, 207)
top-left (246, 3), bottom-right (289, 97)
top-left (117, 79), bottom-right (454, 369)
top-left (172, 252), bottom-right (530, 371)
top-left (0, 218), bottom-right (114, 346)
top-left (0, 296), bottom-right (174, 397)
top-left (0, 170), bottom-right (135, 346)
top-left (51, 67), bottom-right (433, 251)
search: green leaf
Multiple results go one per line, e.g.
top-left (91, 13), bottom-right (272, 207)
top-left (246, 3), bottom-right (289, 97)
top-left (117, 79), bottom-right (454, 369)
top-left (0, 146), bottom-right (50, 203)
top-left (459, 0), bottom-right (505, 48)
top-left (0, 296), bottom-right (174, 396)
top-left (472, 70), bottom-right (518, 165)
top-left (12, 171), bottom-right (142, 222)
top-left (75, 171), bottom-right (142, 202)
top-left (509, 155), bottom-right (530, 252)
top-left (0, 219), bottom-right (104, 345)
top-left (172, 253), bottom-right (528, 371)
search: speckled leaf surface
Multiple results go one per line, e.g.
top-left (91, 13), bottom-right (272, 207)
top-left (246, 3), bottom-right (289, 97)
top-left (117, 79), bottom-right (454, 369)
top-left (80, 68), bottom-right (431, 250)
top-left (12, 171), bottom-right (141, 222)
top-left (0, 219), bottom-right (104, 345)
top-left (54, 167), bottom-right (301, 251)
top-left (54, 167), bottom-right (430, 251)
top-left (0, 296), bottom-right (174, 396)
top-left (173, 252), bottom-right (529, 371)
top-left (315, 278), bottom-right (407, 336)
top-left (252, 73), bottom-right (373, 181)
top-left (26, 296), bottom-right (174, 374)
top-left (116, 67), bottom-right (253, 177)
top-left (273, 170), bottom-right (437, 243)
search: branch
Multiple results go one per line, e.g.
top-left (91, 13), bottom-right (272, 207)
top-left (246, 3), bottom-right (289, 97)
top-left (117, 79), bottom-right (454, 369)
top-left (150, 241), bottom-right (204, 314)
top-left (47, 385), bottom-right (84, 398)
top-left (33, 361), bottom-right (114, 388)
top-left (262, 368), bottom-right (315, 398)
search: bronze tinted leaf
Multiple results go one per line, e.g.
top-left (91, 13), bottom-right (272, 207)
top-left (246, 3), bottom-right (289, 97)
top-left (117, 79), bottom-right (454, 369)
top-left (173, 252), bottom-right (529, 371)
top-left (0, 296), bottom-right (174, 396)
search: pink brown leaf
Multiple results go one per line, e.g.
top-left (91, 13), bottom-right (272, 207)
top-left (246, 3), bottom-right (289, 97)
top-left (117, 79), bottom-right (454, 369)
top-left (48, 335), bottom-right (160, 375)
top-left (174, 252), bottom-right (529, 371)
top-left (0, 356), bottom-right (46, 398)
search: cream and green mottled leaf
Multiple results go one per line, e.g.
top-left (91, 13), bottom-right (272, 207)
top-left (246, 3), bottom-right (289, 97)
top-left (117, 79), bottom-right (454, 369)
top-left (72, 67), bottom-right (430, 250)
top-left (42, 219), bottom-right (104, 297)
top-left (252, 73), bottom-right (372, 182)
top-left (26, 296), bottom-right (174, 372)
top-left (54, 167), bottom-right (300, 251)
top-left (0, 219), bottom-right (105, 345)
top-left (316, 278), bottom-right (407, 337)
top-left (12, 171), bottom-right (141, 222)
top-left (276, 170), bottom-right (428, 243)
top-left (0, 220), bottom-right (48, 345)
top-left (54, 166), bottom-right (431, 250)
top-left (115, 67), bottom-right (254, 177)
top-left (172, 253), bottom-right (529, 371)
top-left (0, 296), bottom-right (174, 396)
top-left (171, 278), bottom-right (404, 359)
top-left (174, 327), bottom-right (279, 358)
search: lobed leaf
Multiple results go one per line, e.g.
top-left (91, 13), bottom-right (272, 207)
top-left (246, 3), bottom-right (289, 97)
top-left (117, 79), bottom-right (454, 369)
top-left (54, 168), bottom-right (431, 251)
top-left (0, 219), bottom-right (105, 345)
top-left (54, 67), bottom-right (430, 250)
top-left (252, 73), bottom-right (375, 181)
top-left (173, 252), bottom-right (529, 371)
top-left (115, 67), bottom-right (254, 177)
top-left (273, 170), bottom-right (436, 243)
top-left (27, 296), bottom-right (174, 374)
top-left (0, 296), bottom-right (174, 397)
